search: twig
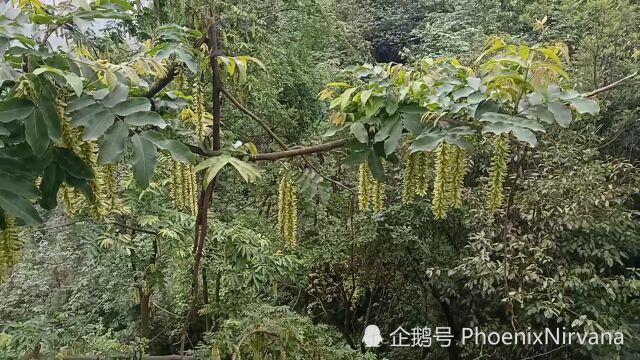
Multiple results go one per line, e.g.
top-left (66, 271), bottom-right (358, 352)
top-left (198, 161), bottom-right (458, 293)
top-left (585, 72), bottom-right (637, 98)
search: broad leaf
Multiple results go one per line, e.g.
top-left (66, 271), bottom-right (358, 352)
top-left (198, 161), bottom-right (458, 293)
top-left (141, 130), bottom-right (195, 163)
top-left (130, 133), bottom-right (158, 188)
top-left (101, 83), bottom-right (129, 107)
top-left (568, 97), bottom-right (599, 115)
top-left (54, 147), bottom-right (93, 180)
top-left (0, 190), bottom-right (42, 225)
top-left (350, 122), bottom-right (368, 143)
top-left (125, 111), bottom-right (166, 128)
top-left (547, 102), bottom-right (572, 127)
top-left (0, 175), bottom-right (39, 198)
top-left (0, 98), bottom-right (34, 123)
top-left (111, 97), bottom-right (151, 116)
top-left (39, 164), bottom-right (64, 210)
top-left (98, 121), bottom-right (129, 165)
top-left (82, 108), bottom-right (116, 140)
top-left (24, 110), bottom-right (50, 156)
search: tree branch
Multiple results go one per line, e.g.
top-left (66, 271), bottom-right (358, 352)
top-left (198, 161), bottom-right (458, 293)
top-left (221, 88), bottom-right (355, 193)
top-left (585, 71), bottom-right (637, 98)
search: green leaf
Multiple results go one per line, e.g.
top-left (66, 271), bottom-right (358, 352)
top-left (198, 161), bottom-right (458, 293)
top-left (195, 157), bottom-right (230, 188)
top-left (360, 90), bottom-right (372, 105)
top-left (125, 111), bottom-right (166, 128)
top-left (367, 152), bottom-right (385, 182)
top-left (452, 86), bottom-right (475, 100)
top-left (350, 122), bottom-right (369, 144)
top-left (65, 73), bottom-right (84, 97)
top-left (98, 121), bottom-right (129, 165)
top-left (130, 133), bottom-right (158, 188)
top-left (82, 107), bottom-right (115, 140)
top-left (409, 132), bottom-right (445, 152)
top-left (66, 96), bottom-right (96, 112)
top-left (383, 119), bottom-right (403, 156)
top-left (39, 164), bottom-right (64, 210)
top-left (54, 147), bottom-right (93, 180)
top-left (568, 97), bottom-right (599, 115)
top-left (227, 157), bottom-right (261, 183)
top-left (35, 98), bottom-right (62, 142)
top-left (0, 190), bottom-right (42, 225)
top-left (101, 83), bottom-right (129, 107)
top-left (176, 47), bottom-right (197, 74)
top-left (340, 88), bottom-right (357, 110)
top-left (511, 127), bottom-right (537, 147)
top-left (547, 102), bottom-right (572, 127)
top-left (401, 113), bottom-right (426, 135)
top-left (70, 103), bottom-right (106, 126)
top-left (0, 98), bottom-right (34, 123)
top-left (0, 175), bottom-right (39, 199)
top-left (481, 122), bottom-right (538, 147)
top-left (480, 112), bottom-right (545, 132)
top-left (111, 97), bottom-right (151, 116)
top-left (24, 110), bottom-right (50, 156)
top-left (141, 130), bottom-right (195, 163)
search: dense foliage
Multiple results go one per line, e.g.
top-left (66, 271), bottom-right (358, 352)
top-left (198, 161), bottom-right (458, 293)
top-left (0, 0), bottom-right (638, 359)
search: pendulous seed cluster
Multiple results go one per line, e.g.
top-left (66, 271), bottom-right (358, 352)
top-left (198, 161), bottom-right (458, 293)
top-left (402, 151), bottom-right (432, 203)
top-left (278, 172), bottom-right (298, 246)
top-left (430, 142), bottom-right (467, 219)
top-left (170, 160), bottom-right (198, 215)
top-left (487, 134), bottom-right (510, 212)
top-left (0, 215), bottom-right (20, 282)
top-left (358, 162), bottom-right (385, 213)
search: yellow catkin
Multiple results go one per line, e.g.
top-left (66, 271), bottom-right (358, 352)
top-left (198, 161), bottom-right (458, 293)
top-left (446, 145), bottom-right (466, 209)
top-left (358, 162), bottom-right (385, 213)
top-left (170, 160), bottom-right (181, 209)
top-left (431, 142), bottom-right (449, 219)
top-left (402, 151), bottom-right (431, 203)
top-left (0, 215), bottom-right (19, 282)
top-left (488, 135), bottom-right (510, 211)
top-left (57, 96), bottom-right (83, 216)
top-left (81, 141), bottom-right (109, 219)
top-left (278, 173), bottom-right (298, 246)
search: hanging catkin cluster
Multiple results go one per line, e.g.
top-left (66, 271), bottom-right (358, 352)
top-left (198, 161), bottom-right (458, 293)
top-left (402, 151), bottom-right (432, 203)
top-left (170, 159), bottom-right (198, 215)
top-left (487, 134), bottom-right (510, 211)
top-left (0, 215), bottom-right (20, 282)
top-left (278, 172), bottom-right (298, 246)
top-left (431, 142), bottom-right (467, 219)
top-left (57, 97), bottom-right (124, 218)
top-left (358, 162), bottom-right (385, 213)
top-left (178, 78), bottom-right (211, 141)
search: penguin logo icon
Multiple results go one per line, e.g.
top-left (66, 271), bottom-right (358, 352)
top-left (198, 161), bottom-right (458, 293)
top-left (362, 325), bottom-right (383, 347)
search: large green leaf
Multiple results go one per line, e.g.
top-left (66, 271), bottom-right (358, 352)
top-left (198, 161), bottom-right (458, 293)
top-left (111, 97), bottom-right (151, 116)
top-left (0, 175), bottom-right (39, 198)
top-left (141, 130), bottom-right (195, 163)
top-left (24, 109), bottom-right (50, 156)
top-left (70, 103), bottom-right (106, 126)
top-left (66, 96), bottom-right (96, 112)
top-left (125, 111), bottom-right (166, 128)
top-left (568, 97), bottom-right (599, 115)
top-left (367, 152), bottom-right (385, 182)
top-left (350, 122), bottom-right (369, 144)
top-left (480, 112), bottom-right (545, 132)
top-left (481, 121), bottom-right (538, 147)
top-left (0, 190), bottom-right (42, 225)
top-left (547, 102), bottom-right (572, 127)
top-left (54, 147), bottom-right (93, 180)
top-left (101, 83), bottom-right (129, 107)
top-left (195, 155), bottom-right (261, 188)
top-left (39, 163), bottom-right (64, 210)
top-left (383, 118), bottom-right (403, 155)
top-left (82, 107), bottom-right (116, 140)
top-left (0, 98), bottom-right (34, 123)
top-left (35, 97), bottom-right (62, 141)
top-left (130, 133), bottom-right (158, 188)
top-left (98, 121), bottom-right (129, 165)
top-left (409, 132), bottom-right (446, 152)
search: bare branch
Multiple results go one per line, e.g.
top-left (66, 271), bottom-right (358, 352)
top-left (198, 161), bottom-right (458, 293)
top-left (585, 72), bottom-right (637, 98)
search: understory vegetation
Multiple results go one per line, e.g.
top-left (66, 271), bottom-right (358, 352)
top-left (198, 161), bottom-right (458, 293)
top-left (0, 0), bottom-right (638, 359)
